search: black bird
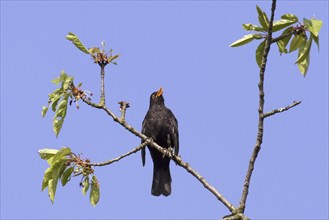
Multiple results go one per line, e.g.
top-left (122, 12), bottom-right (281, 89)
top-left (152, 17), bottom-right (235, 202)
top-left (141, 87), bottom-right (179, 196)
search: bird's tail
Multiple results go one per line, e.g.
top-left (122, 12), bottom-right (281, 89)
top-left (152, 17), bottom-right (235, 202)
top-left (151, 166), bottom-right (171, 196)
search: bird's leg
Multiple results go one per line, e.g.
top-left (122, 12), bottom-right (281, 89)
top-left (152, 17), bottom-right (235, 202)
top-left (167, 134), bottom-right (179, 165)
top-left (167, 134), bottom-right (174, 156)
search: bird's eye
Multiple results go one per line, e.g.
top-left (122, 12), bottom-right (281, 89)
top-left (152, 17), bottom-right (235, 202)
top-left (152, 94), bottom-right (155, 98)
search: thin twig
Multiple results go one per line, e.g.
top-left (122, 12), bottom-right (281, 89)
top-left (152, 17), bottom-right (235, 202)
top-left (118, 101), bottom-right (130, 123)
top-left (263, 101), bottom-right (301, 118)
top-left (90, 140), bottom-right (150, 167)
top-left (99, 64), bottom-right (106, 106)
top-left (271, 31), bottom-right (293, 43)
top-left (238, 0), bottom-right (277, 213)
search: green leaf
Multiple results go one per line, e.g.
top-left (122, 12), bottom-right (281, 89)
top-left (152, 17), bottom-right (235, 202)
top-left (53, 118), bottom-right (64, 138)
top-left (230, 34), bottom-right (255, 47)
top-left (52, 159), bottom-right (67, 180)
top-left (90, 176), bottom-right (100, 206)
top-left (52, 95), bottom-right (68, 133)
top-left (61, 167), bottom-right (74, 186)
top-left (46, 158), bottom-right (54, 166)
top-left (49, 88), bottom-right (63, 102)
top-left (281, 14), bottom-right (298, 22)
top-left (107, 54), bottom-right (120, 63)
top-left (88, 47), bottom-right (101, 55)
top-left (82, 176), bottom-right (90, 196)
top-left (296, 37), bottom-right (312, 64)
top-left (276, 27), bottom-right (294, 54)
top-left (297, 53), bottom-right (310, 77)
top-left (51, 71), bottom-right (67, 85)
top-left (49, 88), bottom-right (64, 112)
top-left (47, 159), bottom-right (67, 203)
top-left (52, 95), bottom-right (69, 138)
top-left (289, 35), bottom-right (305, 53)
top-left (312, 33), bottom-right (320, 50)
top-left (55, 98), bottom-right (68, 119)
top-left (42, 106), bottom-right (49, 118)
top-left (48, 178), bottom-right (57, 204)
top-left (66, 32), bottom-right (91, 54)
top-left (272, 19), bottom-right (297, 32)
top-left (242, 23), bottom-right (264, 32)
top-left (47, 159), bottom-right (67, 204)
top-left (60, 70), bottom-right (67, 80)
top-left (276, 40), bottom-right (286, 54)
top-left (256, 5), bottom-right (269, 30)
top-left (256, 40), bottom-right (266, 68)
top-left (39, 148), bottom-right (59, 160)
top-left (304, 18), bottom-right (323, 37)
top-left (310, 18), bottom-right (323, 37)
top-left (39, 148), bottom-right (63, 165)
top-left (51, 97), bottom-right (61, 112)
top-left (51, 147), bottom-right (71, 165)
top-left (62, 76), bottom-right (73, 92)
top-left (51, 77), bottom-right (62, 85)
top-left (42, 167), bottom-right (53, 191)
top-left (252, 34), bottom-right (263, 40)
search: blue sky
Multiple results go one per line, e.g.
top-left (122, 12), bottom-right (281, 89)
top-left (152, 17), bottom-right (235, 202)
top-left (1, 1), bottom-right (328, 219)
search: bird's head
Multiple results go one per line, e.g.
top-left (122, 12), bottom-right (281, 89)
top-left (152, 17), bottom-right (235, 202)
top-left (150, 87), bottom-right (165, 105)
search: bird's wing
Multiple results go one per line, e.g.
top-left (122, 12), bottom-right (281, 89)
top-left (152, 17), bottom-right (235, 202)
top-left (170, 114), bottom-right (179, 156)
top-left (141, 147), bottom-right (146, 166)
top-left (141, 118), bottom-right (147, 166)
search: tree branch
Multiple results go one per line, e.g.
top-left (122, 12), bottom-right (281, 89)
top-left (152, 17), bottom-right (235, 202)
top-left (238, 0), bottom-right (277, 213)
top-left (271, 31), bottom-right (293, 43)
top-left (118, 101), bottom-right (130, 123)
top-left (99, 64), bottom-right (106, 106)
top-left (223, 213), bottom-right (250, 220)
top-left (81, 96), bottom-right (236, 212)
top-left (90, 140), bottom-right (150, 167)
top-left (263, 101), bottom-right (301, 118)
top-left (173, 156), bottom-right (236, 212)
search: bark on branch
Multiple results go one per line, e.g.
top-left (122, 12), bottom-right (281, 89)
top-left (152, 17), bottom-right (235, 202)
top-left (90, 140), bottom-right (150, 167)
top-left (263, 101), bottom-right (301, 118)
top-left (238, 0), bottom-right (277, 213)
top-left (81, 96), bottom-right (236, 212)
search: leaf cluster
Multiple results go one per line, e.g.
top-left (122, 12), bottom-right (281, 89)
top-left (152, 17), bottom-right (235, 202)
top-left (230, 5), bottom-right (322, 76)
top-left (42, 71), bottom-right (91, 137)
top-left (39, 147), bottom-right (72, 203)
top-left (42, 71), bottom-right (74, 137)
top-left (66, 32), bottom-right (119, 66)
top-left (39, 147), bottom-right (100, 206)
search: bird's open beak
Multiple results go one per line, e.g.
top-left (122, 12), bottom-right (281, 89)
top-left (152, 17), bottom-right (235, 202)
top-left (156, 87), bottom-right (164, 97)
